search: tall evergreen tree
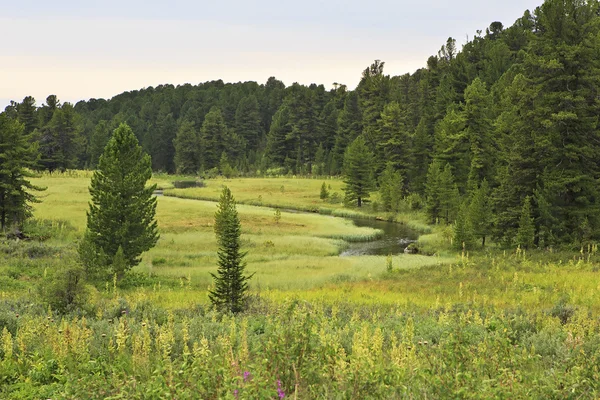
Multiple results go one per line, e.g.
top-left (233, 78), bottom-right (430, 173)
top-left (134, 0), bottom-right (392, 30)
top-left (38, 102), bottom-right (81, 172)
top-left (516, 196), bottom-right (535, 249)
top-left (88, 120), bottom-right (111, 169)
top-left (379, 162), bottom-right (404, 212)
top-left (201, 107), bottom-right (229, 170)
top-left (0, 115), bottom-right (42, 231)
top-left (173, 120), bottom-right (201, 174)
top-left (376, 102), bottom-right (412, 178)
top-left (342, 136), bottom-right (375, 207)
top-left (209, 186), bottom-right (252, 313)
top-left (331, 91), bottom-right (362, 174)
top-left (235, 95), bottom-right (263, 151)
top-left (453, 202), bottom-right (475, 250)
top-left (80, 123), bottom-right (159, 279)
top-left (469, 179), bottom-right (492, 247)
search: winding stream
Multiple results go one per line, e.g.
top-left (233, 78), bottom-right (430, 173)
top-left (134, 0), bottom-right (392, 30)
top-left (340, 217), bottom-right (418, 257)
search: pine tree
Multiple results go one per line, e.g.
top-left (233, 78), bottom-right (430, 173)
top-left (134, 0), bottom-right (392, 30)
top-left (424, 160), bottom-right (443, 223)
top-left (173, 120), bottom-right (200, 174)
top-left (342, 136), bottom-right (375, 207)
top-left (453, 202), bottom-right (475, 250)
top-left (379, 162), bottom-right (404, 212)
top-left (201, 107), bottom-right (228, 170)
top-left (235, 95), bottom-right (263, 151)
top-left (516, 195), bottom-right (535, 249)
top-left (439, 163), bottom-right (459, 224)
top-left (38, 102), bottom-right (81, 172)
top-left (331, 91), bottom-right (361, 174)
top-left (80, 123), bottom-right (159, 279)
top-left (320, 182), bottom-right (329, 200)
top-left (0, 115), bottom-right (43, 231)
top-left (209, 186), bottom-right (253, 313)
top-left (376, 102), bottom-right (412, 177)
top-left (88, 120), bottom-right (111, 169)
top-left (469, 179), bottom-right (492, 247)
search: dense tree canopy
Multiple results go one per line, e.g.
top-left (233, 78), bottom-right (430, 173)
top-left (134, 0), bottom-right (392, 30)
top-left (3, 0), bottom-right (600, 247)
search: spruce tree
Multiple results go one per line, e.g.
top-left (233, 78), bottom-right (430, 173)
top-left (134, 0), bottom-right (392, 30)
top-left (379, 162), bottom-right (404, 212)
top-left (342, 136), bottom-right (375, 207)
top-left (424, 160), bottom-right (443, 223)
top-left (209, 186), bottom-right (253, 313)
top-left (453, 202), bottom-right (475, 250)
top-left (516, 196), bottom-right (535, 249)
top-left (173, 120), bottom-right (201, 175)
top-left (201, 107), bottom-right (228, 170)
top-left (469, 179), bottom-right (492, 247)
top-left (0, 115), bottom-right (43, 231)
top-left (320, 182), bottom-right (329, 200)
top-left (88, 120), bottom-right (111, 169)
top-left (80, 123), bottom-right (159, 279)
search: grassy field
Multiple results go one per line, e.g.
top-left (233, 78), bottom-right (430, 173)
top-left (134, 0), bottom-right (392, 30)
top-left (24, 172), bottom-right (448, 293)
top-left (4, 172), bottom-right (600, 398)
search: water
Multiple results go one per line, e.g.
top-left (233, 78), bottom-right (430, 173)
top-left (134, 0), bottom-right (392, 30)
top-left (340, 218), bottom-right (418, 256)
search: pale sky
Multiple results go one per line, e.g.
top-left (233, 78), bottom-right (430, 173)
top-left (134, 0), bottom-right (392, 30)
top-left (0, 0), bottom-right (542, 110)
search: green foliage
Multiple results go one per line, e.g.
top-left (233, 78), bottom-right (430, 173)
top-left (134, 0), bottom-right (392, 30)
top-left (274, 208), bottom-right (281, 224)
top-left (516, 196), bottom-right (535, 249)
top-left (80, 123), bottom-right (159, 279)
top-left (0, 114), bottom-right (43, 231)
top-left (319, 182), bottom-right (329, 200)
top-left (209, 186), bottom-right (253, 313)
top-left (173, 120), bottom-right (200, 175)
top-left (342, 136), bottom-right (375, 207)
top-left (379, 162), bottom-right (404, 212)
top-left (453, 202), bottom-right (475, 250)
top-left (37, 265), bottom-right (88, 313)
top-left (469, 179), bottom-right (491, 247)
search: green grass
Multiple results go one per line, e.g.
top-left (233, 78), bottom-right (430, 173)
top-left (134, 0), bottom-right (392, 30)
top-left (24, 173), bottom-right (445, 293)
top-left (163, 177), bottom-right (347, 212)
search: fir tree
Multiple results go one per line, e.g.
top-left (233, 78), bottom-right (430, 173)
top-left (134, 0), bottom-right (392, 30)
top-left (320, 182), bottom-right (329, 200)
top-left (342, 136), bottom-right (375, 207)
top-left (469, 179), bottom-right (492, 247)
top-left (424, 160), bottom-right (443, 223)
top-left (174, 120), bottom-right (201, 174)
top-left (80, 123), bottom-right (159, 279)
top-left (379, 162), bottom-right (404, 212)
top-left (201, 107), bottom-right (228, 170)
top-left (453, 201), bottom-right (475, 250)
top-left (88, 120), bottom-right (111, 169)
top-left (209, 186), bottom-right (253, 313)
top-left (516, 196), bottom-right (535, 249)
top-left (0, 115), bottom-right (43, 231)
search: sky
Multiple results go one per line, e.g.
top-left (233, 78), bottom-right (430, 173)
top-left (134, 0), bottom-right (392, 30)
top-left (0, 0), bottom-right (543, 110)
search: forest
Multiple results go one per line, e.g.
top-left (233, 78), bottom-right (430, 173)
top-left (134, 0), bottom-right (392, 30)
top-left (5, 0), bottom-right (600, 249)
top-left (2, 0), bottom-right (600, 398)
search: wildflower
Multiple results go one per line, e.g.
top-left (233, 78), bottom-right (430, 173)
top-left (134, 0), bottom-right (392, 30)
top-left (277, 380), bottom-right (285, 399)
top-left (233, 389), bottom-right (238, 398)
top-left (243, 371), bottom-right (251, 382)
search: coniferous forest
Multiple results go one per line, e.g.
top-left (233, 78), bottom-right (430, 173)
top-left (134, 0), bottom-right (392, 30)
top-left (6, 1), bottom-right (600, 398)
top-left (6, 1), bottom-right (600, 249)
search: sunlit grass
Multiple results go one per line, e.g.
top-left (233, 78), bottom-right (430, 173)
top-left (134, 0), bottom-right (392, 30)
top-left (28, 172), bottom-right (451, 293)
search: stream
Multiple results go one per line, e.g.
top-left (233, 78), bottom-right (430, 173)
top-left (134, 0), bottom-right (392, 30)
top-left (155, 191), bottom-right (419, 257)
top-left (340, 217), bottom-right (418, 257)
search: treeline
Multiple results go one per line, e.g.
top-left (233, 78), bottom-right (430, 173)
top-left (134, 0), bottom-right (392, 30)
top-left (3, 0), bottom-right (600, 248)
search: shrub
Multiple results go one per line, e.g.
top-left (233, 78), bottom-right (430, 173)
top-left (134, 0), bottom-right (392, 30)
top-left (38, 265), bottom-right (89, 314)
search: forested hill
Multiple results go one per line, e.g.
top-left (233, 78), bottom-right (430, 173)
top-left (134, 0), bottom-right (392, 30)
top-left (4, 0), bottom-right (600, 247)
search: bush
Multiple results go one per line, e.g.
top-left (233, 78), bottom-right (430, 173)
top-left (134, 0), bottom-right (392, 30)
top-left (38, 265), bottom-right (89, 314)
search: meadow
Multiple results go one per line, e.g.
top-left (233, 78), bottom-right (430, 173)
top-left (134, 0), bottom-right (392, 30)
top-left (2, 172), bottom-right (600, 398)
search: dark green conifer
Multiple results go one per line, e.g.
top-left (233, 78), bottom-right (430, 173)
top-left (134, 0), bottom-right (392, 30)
top-left (342, 136), bottom-right (375, 207)
top-left (209, 186), bottom-right (253, 313)
top-left (0, 115), bottom-right (43, 231)
top-left (80, 123), bottom-right (159, 279)
top-left (516, 196), bottom-right (535, 249)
